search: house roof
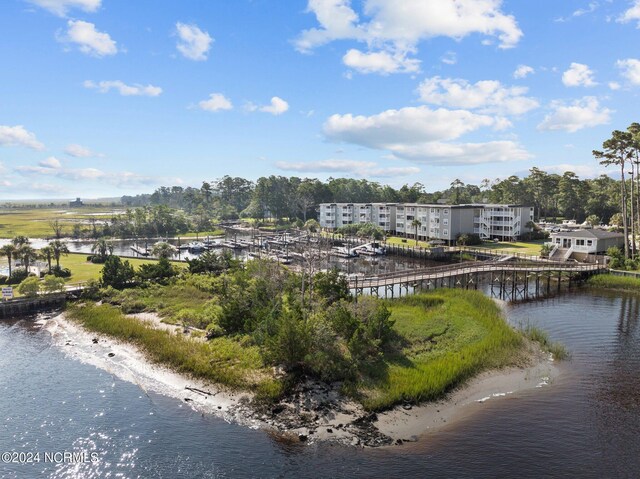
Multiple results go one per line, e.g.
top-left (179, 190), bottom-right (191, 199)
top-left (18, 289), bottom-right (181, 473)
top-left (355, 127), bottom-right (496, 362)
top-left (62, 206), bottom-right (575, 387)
top-left (551, 229), bottom-right (624, 239)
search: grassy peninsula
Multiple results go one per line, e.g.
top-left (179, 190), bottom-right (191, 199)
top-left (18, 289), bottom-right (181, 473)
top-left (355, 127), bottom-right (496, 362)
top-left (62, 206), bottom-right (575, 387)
top-left (65, 269), bottom-right (531, 412)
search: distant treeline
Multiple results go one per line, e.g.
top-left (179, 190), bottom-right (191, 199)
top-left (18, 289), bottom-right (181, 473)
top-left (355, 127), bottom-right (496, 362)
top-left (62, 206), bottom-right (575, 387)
top-left (121, 169), bottom-right (622, 224)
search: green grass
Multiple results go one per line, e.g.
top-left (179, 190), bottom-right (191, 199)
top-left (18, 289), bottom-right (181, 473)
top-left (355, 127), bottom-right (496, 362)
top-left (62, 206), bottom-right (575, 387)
top-left (180, 229), bottom-right (225, 238)
top-left (470, 240), bottom-right (545, 256)
top-left (0, 206), bottom-right (125, 238)
top-left (65, 302), bottom-right (283, 400)
top-left (521, 324), bottom-right (569, 360)
top-left (385, 236), bottom-right (433, 248)
top-left (586, 273), bottom-right (640, 292)
top-left (58, 252), bottom-right (186, 284)
top-left (352, 289), bottom-right (525, 411)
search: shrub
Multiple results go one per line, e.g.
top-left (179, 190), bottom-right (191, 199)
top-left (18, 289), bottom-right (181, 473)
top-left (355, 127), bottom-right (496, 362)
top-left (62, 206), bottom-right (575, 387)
top-left (0, 275), bottom-right (7, 285)
top-left (8, 269), bottom-right (29, 285)
top-left (42, 275), bottom-right (66, 294)
top-left (51, 266), bottom-right (72, 278)
top-left (100, 256), bottom-right (135, 289)
top-left (18, 276), bottom-right (40, 298)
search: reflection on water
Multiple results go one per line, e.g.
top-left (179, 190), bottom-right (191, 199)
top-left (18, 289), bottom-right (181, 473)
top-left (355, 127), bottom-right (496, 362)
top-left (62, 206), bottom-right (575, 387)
top-left (1, 289), bottom-right (639, 478)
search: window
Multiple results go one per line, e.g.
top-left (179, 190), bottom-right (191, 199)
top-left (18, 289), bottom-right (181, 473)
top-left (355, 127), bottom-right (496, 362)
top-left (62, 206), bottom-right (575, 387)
top-left (444, 209), bottom-right (449, 215)
top-left (443, 229), bottom-right (449, 236)
top-left (576, 239), bottom-right (585, 246)
top-left (443, 219), bottom-right (449, 226)
top-left (587, 240), bottom-right (593, 246)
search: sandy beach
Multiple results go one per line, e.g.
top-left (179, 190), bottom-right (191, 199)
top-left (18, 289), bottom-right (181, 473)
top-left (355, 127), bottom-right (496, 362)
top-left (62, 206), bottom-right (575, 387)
top-left (43, 311), bottom-right (559, 447)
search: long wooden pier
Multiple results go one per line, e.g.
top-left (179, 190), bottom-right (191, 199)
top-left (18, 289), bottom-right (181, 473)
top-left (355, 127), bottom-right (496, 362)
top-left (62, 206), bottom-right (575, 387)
top-left (349, 260), bottom-right (605, 299)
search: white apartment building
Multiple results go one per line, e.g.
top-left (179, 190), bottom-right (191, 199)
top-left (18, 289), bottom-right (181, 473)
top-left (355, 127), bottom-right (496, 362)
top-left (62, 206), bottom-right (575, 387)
top-left (319, 203), bottom-right (397, 232)
top-left (320, 203), bottom-right (533, 242)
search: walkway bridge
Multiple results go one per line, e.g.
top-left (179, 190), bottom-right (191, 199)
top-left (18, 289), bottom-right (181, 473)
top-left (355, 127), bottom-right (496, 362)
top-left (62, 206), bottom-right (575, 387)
top-left (349, 259), bottom-right (605, 300)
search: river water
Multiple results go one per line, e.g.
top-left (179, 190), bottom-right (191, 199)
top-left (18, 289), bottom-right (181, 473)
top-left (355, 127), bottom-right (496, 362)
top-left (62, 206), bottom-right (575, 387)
top-left (1, 289), bottom-right (639, 478)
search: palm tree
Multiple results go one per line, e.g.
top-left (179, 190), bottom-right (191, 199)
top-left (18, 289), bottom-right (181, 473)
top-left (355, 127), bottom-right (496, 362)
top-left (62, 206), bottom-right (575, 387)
top-left (39, 246), bottom-right (54, 274)
top-left (151, 241), bottom-right (176, 259)
top-left (49, 240), bottom-right (69, 268)
top-left (411, 219), bottom-right (422, 246)
top-left (0, 244), bottom-right (18, 277)
top-left (11, 235), bottom-right (30, 247)
top-left (91, 239), bottom-right (114, 262)
top-left (18, 245), bottom-right (38, 275)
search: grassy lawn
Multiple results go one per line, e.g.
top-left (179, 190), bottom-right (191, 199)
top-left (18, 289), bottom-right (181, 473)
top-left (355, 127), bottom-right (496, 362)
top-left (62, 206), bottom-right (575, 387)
top-left (470, 240), bottom-right (546, 256)
top-left (180, 229), bottom-right (225, 238)
top-left (58, 252), bottom-right (186, 283)
top-left (0, 207), bottom-right (125, 239)
top-left (385, 236), bottom-right (433, 248)
top-left (353, 289), bottom-right (525, 411)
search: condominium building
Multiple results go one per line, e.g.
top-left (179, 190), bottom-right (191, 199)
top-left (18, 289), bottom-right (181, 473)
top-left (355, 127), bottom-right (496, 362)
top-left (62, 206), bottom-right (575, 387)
top-left (319, 203), bottom-right (397, 231)
top-left (320, 202), bottom-right (533, 242)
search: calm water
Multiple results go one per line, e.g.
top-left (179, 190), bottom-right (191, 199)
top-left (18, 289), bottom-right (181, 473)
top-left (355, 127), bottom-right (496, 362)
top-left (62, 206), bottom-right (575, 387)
top-left (1, 289), bottom-right (639, 478)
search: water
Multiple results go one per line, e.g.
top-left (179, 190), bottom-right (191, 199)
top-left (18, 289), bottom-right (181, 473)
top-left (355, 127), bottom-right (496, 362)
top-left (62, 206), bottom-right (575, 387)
top-left (1, 289), bottom-right (639, 478)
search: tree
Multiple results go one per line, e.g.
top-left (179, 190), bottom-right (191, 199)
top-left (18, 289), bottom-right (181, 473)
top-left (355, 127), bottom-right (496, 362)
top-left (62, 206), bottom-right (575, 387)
top-left (151, 241), bottom-right (176, 259)
top-left (18, 245), bottom-right (38, 275)
top-left (594, 129), bottom-right (635, 258)
top-left (586, 215), bottom-right (600, 227)
top-left (49, 240), bottom-right (69, 268)
top-left (11, 236), bottom-right (30, 247)
top-left (100, 256), bottom-right (135, 289)
top-left (91, 239), bottom-right (114, 263)
top-left (17, 276), bottom-right (40, 298)
top-left (137, 257), bottom-right (179, 283)
top-left (450, 179), bottom-right (465, 204)
top-left (39, 246), bottom-right (54, 274)
top-left (43, 275), bottom-right (66, 294)
top-left (303, 219), bottom-right (320, 233)
top-left (0, 244), bottom-right (18, 277)
top-left (411, 218), bottom-right (422, 245)
top-left (49, 219), bottom-right (64, 239)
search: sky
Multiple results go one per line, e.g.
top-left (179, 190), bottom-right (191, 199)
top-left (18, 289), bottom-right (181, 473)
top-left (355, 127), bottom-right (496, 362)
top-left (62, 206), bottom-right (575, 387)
top-left (1, 0), bottom-right (640, 200)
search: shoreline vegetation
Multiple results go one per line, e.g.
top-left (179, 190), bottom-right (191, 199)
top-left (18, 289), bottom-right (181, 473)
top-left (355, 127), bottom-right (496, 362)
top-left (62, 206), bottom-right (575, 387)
top-left (60, 283), bottom-right (563, 446)
top-left (586, 273), bottom-right (640, 292)
top-left (65, 290), bottom-right (530, 410)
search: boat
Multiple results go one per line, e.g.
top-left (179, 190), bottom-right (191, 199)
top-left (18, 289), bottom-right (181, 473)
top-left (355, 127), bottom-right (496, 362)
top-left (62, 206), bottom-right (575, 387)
top-left (187, 242), bottom-right (206, 253)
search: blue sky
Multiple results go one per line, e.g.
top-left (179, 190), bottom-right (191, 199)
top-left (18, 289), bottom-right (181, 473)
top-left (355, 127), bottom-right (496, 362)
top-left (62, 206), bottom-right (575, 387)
top-left (1, 0), bottom-right (640, 199)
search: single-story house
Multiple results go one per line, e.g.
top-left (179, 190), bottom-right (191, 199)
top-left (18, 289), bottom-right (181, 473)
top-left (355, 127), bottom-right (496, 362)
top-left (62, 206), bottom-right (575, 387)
top-left (549, 229), bottom-right (625, 255)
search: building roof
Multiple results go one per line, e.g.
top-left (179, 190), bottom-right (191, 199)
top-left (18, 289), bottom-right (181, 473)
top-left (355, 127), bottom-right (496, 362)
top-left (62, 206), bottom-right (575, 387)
top-left (551, 229), bottom-right (624, 239)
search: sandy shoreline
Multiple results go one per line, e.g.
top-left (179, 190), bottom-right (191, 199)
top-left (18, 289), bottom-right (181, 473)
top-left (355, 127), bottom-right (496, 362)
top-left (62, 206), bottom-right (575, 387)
top-left (43, 312), bottom-right (559, 447)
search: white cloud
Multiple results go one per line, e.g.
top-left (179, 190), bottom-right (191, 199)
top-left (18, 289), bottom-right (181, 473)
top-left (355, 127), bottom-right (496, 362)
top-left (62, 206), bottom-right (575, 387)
top-left (259, 97), bottom-right (289, 115)
top-left (39, 156), bottom-right (62, 168)
top-left (389, 140), bottom-right (532, 164)
top-left (27, 0), bottom-right (101, 16)
top-left (562, 62), bottom-right (597, 87)
top-left (0, 125), bottom-right (45, 150)
top-left (275, 159), bottom-right (419, 177)
top-left (175, 22), bottom-right (213, 61)
top-left (295, 0), bottom-right (522, 75)
top-left (440, 51), bottom-right (457, 65)
top-left (513, 64), bottom-right (534, 79)
top-left (616, 58), bottom-right (640, 85)
top-left (322, 105), bottom-right (529, 165)
top-left (64, 144), bottom-right (96, 157)
top-left (84, 80), bottom-right (162, 97)
top-left (543, 163), bottom-right (608, 178)
top-left (15, 164), bottom-right (175, 188)
top-left (324, 106), bottom-right (500, 147)
top-left (618, 0), bottom-right (640, 27)
top-left (538, 97), bottom-right (612, 133)
top-left (417, 77), bottom-right (539, 116)
top-left (60, 20), bottom-right (117, 57)
top-left (198, 93), bottom-right (233, 112)
top-left (609, 81), bottom-right (621, 90)
top-left (343, 48), bottom-right (420, 74)
top-left (0, 162), bottom-right (6, 174)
